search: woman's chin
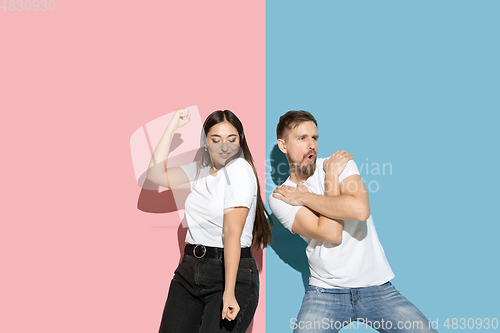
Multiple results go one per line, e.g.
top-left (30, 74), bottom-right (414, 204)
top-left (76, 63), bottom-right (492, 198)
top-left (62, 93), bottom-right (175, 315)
top-left (213, 159), bottom-right (228, 169)
top-left (217, 154), bottom-right (239, 167)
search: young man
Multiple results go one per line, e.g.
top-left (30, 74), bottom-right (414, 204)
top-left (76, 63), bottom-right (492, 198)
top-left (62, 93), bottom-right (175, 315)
top-left (269, 111), bottom-right (437, 333)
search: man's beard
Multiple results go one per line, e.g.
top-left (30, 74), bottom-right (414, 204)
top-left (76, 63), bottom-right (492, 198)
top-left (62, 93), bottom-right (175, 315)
top-left (289, 151), bottom-right (317, 176)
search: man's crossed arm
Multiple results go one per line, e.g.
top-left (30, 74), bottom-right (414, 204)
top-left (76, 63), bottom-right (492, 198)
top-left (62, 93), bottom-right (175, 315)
top-left (272, 151), bottom-right (370, 243)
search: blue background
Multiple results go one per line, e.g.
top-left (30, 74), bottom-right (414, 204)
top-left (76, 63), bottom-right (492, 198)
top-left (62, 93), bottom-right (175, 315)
top-left (265, 1), bottom-right (500, 332)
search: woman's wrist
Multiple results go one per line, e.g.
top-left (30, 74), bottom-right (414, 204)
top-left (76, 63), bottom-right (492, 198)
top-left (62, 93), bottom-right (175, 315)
top-left (166, 120), bottom-right (179, 132)
top-left (223, 287), bottom-right (236, 295)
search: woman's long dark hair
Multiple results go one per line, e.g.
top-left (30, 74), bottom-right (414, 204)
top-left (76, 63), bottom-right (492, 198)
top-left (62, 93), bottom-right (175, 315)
top-left (199, 110), bottom-right (273, 248)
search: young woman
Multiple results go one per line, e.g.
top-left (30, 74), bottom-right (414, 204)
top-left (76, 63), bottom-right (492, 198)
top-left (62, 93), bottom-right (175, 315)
top-left (146, 108), bottom-right (272, 333)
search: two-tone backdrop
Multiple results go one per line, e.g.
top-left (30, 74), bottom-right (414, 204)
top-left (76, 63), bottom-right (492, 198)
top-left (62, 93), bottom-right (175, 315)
top-left (1, 1), bottom-right (498, 332)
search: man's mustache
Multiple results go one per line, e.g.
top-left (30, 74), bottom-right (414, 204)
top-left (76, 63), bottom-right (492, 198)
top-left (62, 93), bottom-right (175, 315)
top-left (303, 150), bottom-right (317, 159)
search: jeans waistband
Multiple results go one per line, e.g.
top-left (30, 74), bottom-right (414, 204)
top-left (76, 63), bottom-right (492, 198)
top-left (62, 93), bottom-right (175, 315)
top-left (309, 281), bottom-right (392, 293)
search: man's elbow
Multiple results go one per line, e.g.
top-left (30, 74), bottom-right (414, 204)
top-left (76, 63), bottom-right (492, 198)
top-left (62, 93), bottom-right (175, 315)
top-left (356, 204), bottom-right (371, 221)
top-left (324, 232), bottom-right (343, 244)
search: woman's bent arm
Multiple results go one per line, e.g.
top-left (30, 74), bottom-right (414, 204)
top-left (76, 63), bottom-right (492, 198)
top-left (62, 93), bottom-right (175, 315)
top-left (146, 109), bottom-right (191, 189)
top-left (222, 206), bottom-right (249, 321)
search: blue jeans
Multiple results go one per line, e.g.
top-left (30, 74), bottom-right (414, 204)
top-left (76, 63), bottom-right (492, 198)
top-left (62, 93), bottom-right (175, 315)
top-left (158, 254), bottom-right (259, 333)
top-left (293, 282), bottom-right (437, 333)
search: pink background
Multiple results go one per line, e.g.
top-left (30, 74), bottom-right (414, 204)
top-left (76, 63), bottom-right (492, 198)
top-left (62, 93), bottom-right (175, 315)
top-left (0, 1), bottom-right (266, 332)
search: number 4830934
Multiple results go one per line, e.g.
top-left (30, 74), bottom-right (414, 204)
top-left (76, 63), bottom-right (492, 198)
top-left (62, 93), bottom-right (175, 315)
top-left (1, 0), bottom-right (55, 11)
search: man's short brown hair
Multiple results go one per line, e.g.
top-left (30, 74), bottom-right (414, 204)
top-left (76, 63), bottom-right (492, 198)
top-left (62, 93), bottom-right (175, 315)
top-left (276, 110), bottom-right (318, 140)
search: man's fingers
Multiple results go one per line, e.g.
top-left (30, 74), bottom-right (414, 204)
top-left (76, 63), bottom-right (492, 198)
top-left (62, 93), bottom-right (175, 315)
top-left (331, 150), bottom-right (352, 157)
top-left (330, 151), bottom-right (353, 161)
top-left (273, 187), bottom-right (284, 195)
top-left (271, 193), bottom-right (285, 201)
top-left (297, 184), bottom-right (309, 193)
top-left (274, 185), bottom-right (293, 193)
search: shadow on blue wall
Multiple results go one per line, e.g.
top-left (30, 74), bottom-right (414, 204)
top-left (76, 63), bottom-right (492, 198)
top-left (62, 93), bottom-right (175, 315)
top-left (269, 144), bottom-right (309, 290)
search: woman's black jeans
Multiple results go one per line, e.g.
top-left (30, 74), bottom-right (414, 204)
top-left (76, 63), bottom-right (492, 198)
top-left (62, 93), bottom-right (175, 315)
top-left (158, 253), bottom-right (259, 333)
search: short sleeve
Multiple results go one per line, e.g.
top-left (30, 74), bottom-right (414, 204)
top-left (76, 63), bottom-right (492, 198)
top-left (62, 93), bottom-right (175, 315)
top-left (223, 159), bottom-right (257, 209)
top-left (179, 161), bottom-right (198, 183)
top-left (339, 160), bottom-right (360, 183)
top-left (268, 189), bottom-right (301, 233)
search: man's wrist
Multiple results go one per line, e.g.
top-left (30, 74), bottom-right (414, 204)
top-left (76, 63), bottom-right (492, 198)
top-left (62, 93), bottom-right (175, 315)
top-left (325, 168), bottom-right (340, 179)
top-left (325, 173), bottom-right (340, 195)
top-left (301, 192), bottom-right (315, 206)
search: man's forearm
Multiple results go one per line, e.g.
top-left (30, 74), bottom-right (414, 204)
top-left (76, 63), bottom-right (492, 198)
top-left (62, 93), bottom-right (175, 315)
top-left (302, 175), bottom-right (369, 221)
top-left (317, 171), bottom-right (343, 243)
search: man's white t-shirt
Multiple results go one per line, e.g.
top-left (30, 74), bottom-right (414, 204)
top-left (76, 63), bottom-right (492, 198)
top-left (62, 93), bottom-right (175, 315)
top-left (269, 159), bottom-right (394, 289)
top-left (180, 158), bottom-right (257, 248)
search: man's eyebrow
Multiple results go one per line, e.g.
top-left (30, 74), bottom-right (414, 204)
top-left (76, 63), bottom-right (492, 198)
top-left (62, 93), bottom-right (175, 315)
top-left (294, 133), bottom-right (318, 138)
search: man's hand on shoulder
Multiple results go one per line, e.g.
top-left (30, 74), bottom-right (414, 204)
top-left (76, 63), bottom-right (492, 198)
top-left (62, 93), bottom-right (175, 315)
top-left (323, 150), bottom-right (353, 176)
top-left (272, 183), bottom-right (309, 206)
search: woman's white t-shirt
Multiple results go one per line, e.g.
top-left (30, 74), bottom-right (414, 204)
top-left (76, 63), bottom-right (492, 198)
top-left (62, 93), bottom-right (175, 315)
top-left (180, 158), bottom-right (257, 248)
